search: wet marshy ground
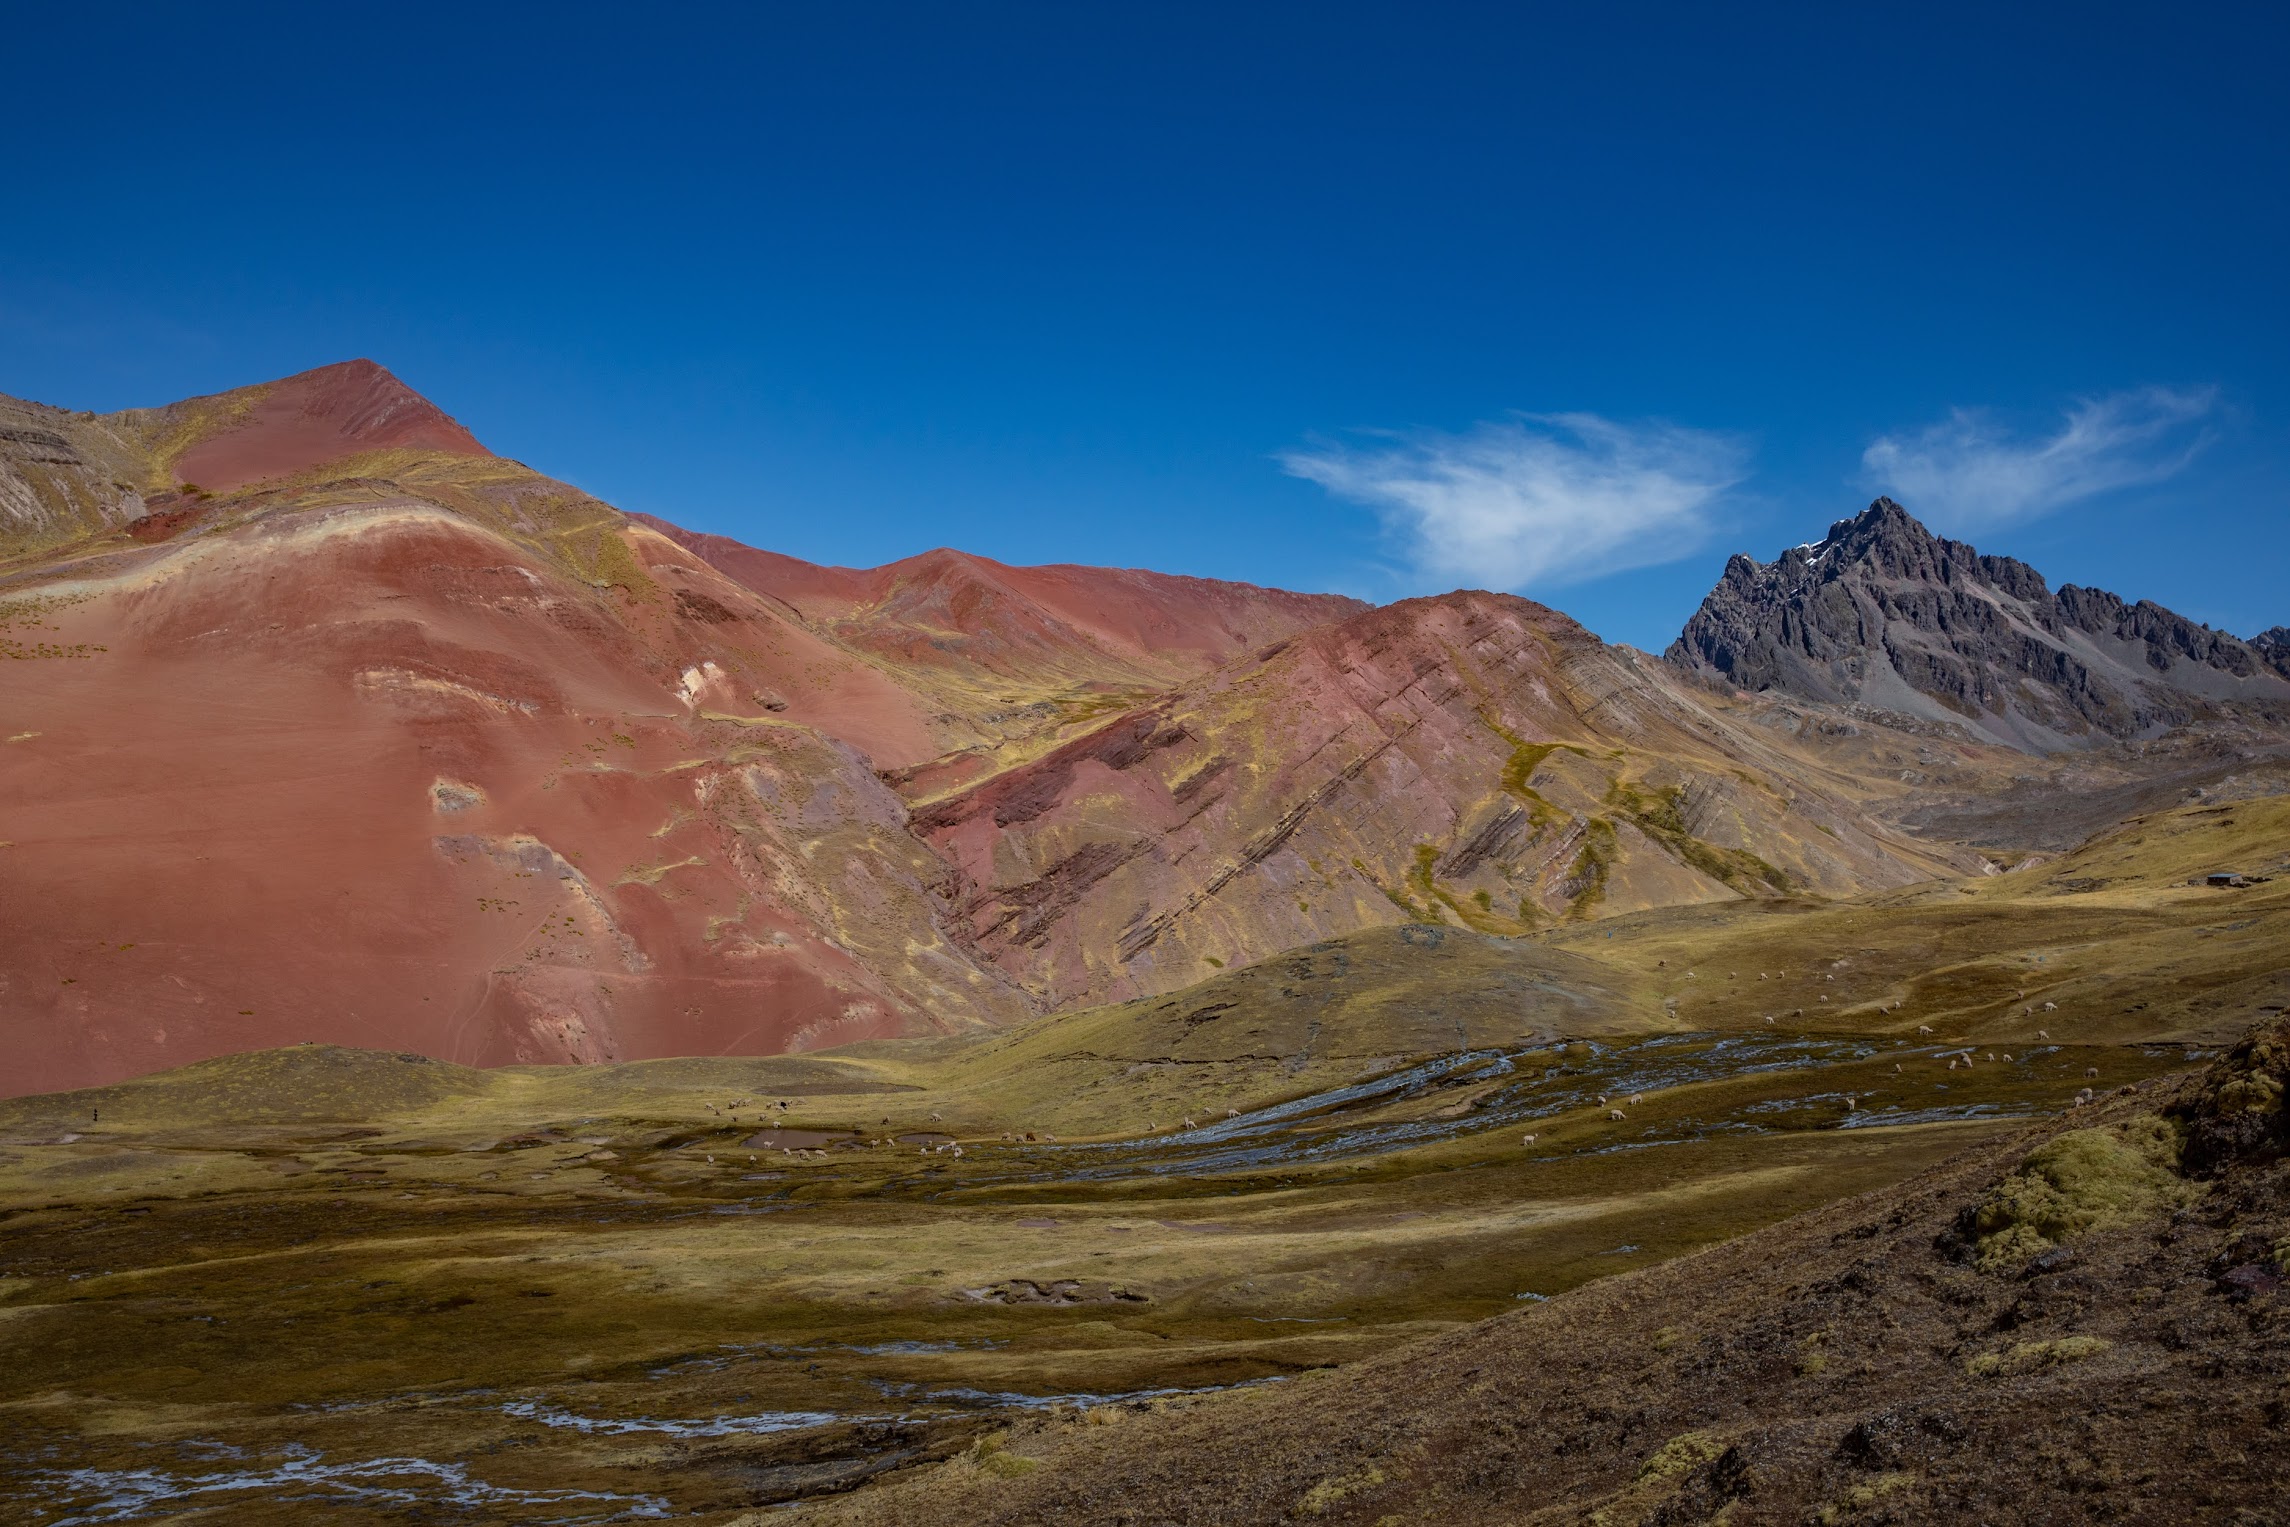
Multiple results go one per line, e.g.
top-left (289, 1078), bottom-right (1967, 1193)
top-left (963, 1030), bottom-right (2159, 1183)
top-left (0, 1032), bottom-right (2192, 1523)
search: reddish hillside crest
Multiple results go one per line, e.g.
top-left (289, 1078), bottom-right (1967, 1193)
top-left (640, 514), bottom-right (1365, 687)
top-left (148, 359), bottom-right (491, 492)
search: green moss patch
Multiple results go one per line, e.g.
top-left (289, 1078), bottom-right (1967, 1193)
top-left (1562, 818), bottom-right (1618, 919)
top-left (1605, 778), bottom-right (1790, 896)
top-left (1965, 1335), bottom-right (2112, 1377)
top-left (1297, 1463), bottom-right (1388, 1515)
top-left (1972, 1117), bottom-right (2194, 1269)
top-left (1634, 1431), bottom-right (1726, 1484)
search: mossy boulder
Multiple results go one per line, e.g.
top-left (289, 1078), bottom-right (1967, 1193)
top-left (1971, 1116), bottom-right (2194, 1270)
top-left (1965, 1335), bottom-right (2112, 1377)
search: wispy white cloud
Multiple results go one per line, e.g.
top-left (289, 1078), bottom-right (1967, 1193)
top-left (1280, 413), bottom-right (1748, 591)
top-left (1862, 386), bottom-right (2219, 533)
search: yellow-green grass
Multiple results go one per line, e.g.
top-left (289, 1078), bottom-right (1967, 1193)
top-left (1, 794), bottom-right (2279, 1519)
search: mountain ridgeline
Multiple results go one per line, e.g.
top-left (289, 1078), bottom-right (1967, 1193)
top-left (1666, 498), bottom-right (2290, 750)
top-left (2, 363), bottom-right (2285, 1093)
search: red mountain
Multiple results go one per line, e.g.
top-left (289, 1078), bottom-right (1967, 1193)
top-left (115, 358), bottom-right (491, 493)
top-left (0, 366), bottom-right (1355, 1094)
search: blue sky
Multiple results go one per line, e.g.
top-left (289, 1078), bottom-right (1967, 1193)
top-left (3, 3), bottom-right (2284, 649)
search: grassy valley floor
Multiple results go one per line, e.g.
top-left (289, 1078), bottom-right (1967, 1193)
top-left (1, 796), bottom-right (2283, 1522)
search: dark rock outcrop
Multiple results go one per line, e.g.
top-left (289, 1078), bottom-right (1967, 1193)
top-left (2170, 1015), bottom-right (2290, 1176)
top-left (2252, 626), bottom-right (2290, 679)
top-left (1666, 499), bottom-right (2290, 751)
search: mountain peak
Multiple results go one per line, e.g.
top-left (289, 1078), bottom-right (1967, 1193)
top-left (1760, 497), bottom-right (2051, 602)
top-left (110, 358), bottom-right (489, 493)
top-left (1826, 495), bottom-right (1927, 555)
top-left (1668, 501), bottom-right (2290, 750)
top-left (1812, 495), bottom-right (1916, 546)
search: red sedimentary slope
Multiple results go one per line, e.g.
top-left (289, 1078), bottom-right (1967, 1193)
top-left (113, 359), bottom-right (491, 493)
top-left (1, 497), bottom-right (1048, 1096)
top-left (907, 591), bottom-right (1971, 1007)
top-left (1, 377), bottom-right (1084, 1094)
top-left (628, 520), bottom-right (875, 620)
top-left (639, 515), bottom-right (1366, 687)
top-left (0, 364), bottom-right (1376, 1096)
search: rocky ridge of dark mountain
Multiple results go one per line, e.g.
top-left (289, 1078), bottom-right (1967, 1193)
top-left (1666, 498), bottom-right (2290, 751)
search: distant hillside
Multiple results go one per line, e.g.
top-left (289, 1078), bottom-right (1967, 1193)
top-left (6, 362), bottom-right (2270, 1096)
top-left (1667, 498), bottom-right (2290, 751)
top-left (903, 588), bottom-right (1962, 1008)
top-left (638, 514), bottom-right (1364, 689)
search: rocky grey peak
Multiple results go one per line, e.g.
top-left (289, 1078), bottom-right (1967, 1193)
top-left (2252, 626), bottom-right (2290, 679)
top-left (1666, 498), bottom-right (2290, 752)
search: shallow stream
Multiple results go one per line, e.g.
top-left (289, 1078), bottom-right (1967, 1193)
top-left (950, 1030), bottom-right (2140, 1184)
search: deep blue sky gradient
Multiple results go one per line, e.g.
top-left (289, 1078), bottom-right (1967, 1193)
top-left (3, 2), bottom-right (2284, 647)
